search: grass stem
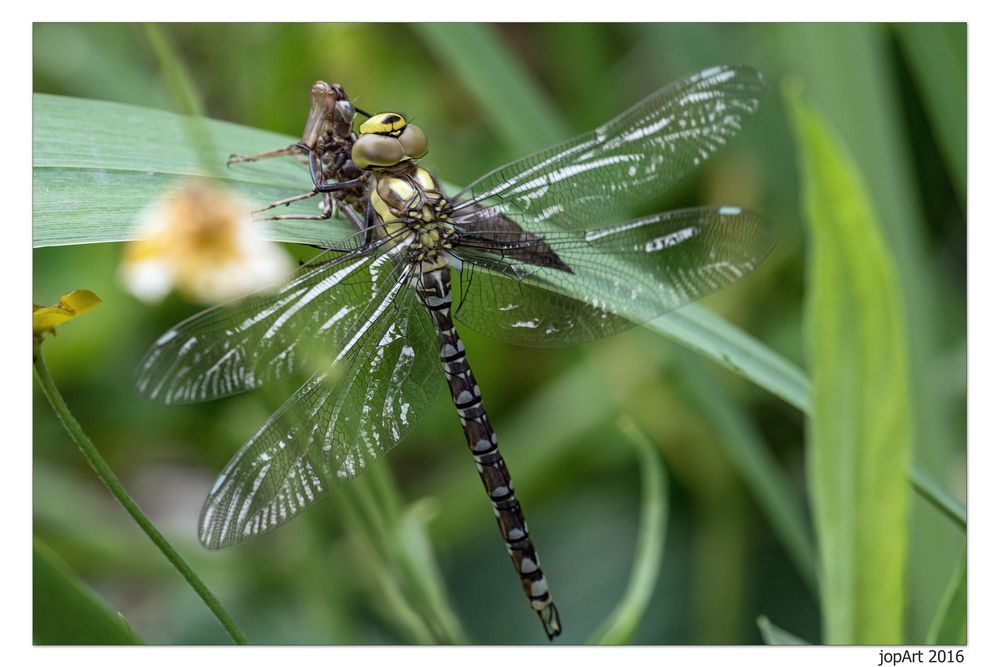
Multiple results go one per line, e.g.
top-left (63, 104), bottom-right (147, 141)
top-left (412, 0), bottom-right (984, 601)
top-left (33, 346), bottom-right (249, 645)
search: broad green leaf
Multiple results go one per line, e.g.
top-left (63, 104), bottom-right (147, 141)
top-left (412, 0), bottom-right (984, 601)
top-left (895, 23), bottom-right (967, 199)
top-left (33, 93), bottom-right (354, 247)
top-left (756, 615), bottom-right (809, 645)
top-left (33, 94), bottom-right (810, 416)
top-left (786, 82), bottom-right (913, 644)
top-left (926, 548), bottom-right (966, 644)
top-left (589, 417), bottom-right (669, 644)
top-left (33, 537), bottom-right (142, 645)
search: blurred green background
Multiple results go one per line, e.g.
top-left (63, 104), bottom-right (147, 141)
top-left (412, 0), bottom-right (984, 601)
top-left (32, 23), bottom-right (966, 645)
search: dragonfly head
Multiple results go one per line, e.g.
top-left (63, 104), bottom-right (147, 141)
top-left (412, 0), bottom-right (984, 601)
top-left (352, 112), bottom-right (428, 170)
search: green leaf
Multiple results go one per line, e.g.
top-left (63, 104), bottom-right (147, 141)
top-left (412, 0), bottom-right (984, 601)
top-left (776, 25), bottom-right (962, 636)
top-left (926, 548), bottom-right (966, 644)
top-left (589, 417), bottom-right (669, 645)
top-left (786, 80), bottom-right (913, 644)
top-left (33, 93), bottom-right (355, 248)
top-left (895, 23), bottom-right (967, 199)
top-left (756, 615), bottom-right (809, 645)
top-left (33, 537), bottom-right (142, 645)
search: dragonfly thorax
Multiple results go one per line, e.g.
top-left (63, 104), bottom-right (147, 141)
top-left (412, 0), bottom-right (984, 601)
top-left (370, 164), bottom-right (456, 272)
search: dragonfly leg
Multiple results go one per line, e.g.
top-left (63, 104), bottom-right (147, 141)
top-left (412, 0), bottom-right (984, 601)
top-left (415, 266), bottom-right (562, 641)
top-left (227, 143), bottom-right (307, 166)
top-left (252, 189), bottom-right (323, 215)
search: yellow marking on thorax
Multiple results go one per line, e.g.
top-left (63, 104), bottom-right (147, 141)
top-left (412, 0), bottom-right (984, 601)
top-left (370, 189), bottom-right (397, 223)
top-left (413, 167), bottom-right (437, 191)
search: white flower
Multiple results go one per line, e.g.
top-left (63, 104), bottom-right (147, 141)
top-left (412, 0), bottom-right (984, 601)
top-left (121, 181), bottom-right (293, 304)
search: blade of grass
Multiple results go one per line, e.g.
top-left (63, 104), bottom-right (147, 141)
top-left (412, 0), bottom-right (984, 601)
top-left (673, 351), bottom-right (815, 589)
top-left (412, 24), bottom-right (568, 155)
top-left (895, 23), bottom-right (967, 199)
top-left (142, 23), bottom-right (220, 178)
top-left (756, 615), bottom-right (809, 645)
top-left (336, 462), bottom-right (466, 644)
top-left (652, 306), bottom-right (811, 414)
top-left (336, 480), bottom-right (436, 644)
top-left (926, 548), bottom-right (966, 644)
top-left (910, 464), bottom-right (967, 531)
top-left (33, 345), bottom-right (249, 645)
top-left (33, 537), bottom-right (142, 645)
top-left (776, 24), bottom-right (962, 635)
top-left (396, 498), bottom-right (468, 644)
top-left (589, 416), bottom-right (669, 644)
top-left (787, 79), bottom-right (913, 644)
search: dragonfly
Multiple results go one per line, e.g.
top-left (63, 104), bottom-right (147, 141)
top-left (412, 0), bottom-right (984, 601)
top-left (136, 64), bottom-right (776, 641)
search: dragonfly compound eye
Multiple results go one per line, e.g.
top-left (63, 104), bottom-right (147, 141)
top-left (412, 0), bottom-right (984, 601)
top-left (399, 124), bottom-right (428, 160)
top-left (352, 115), bottom-right (428, 170)
top-left (352, 133), bottom-right (406, 170)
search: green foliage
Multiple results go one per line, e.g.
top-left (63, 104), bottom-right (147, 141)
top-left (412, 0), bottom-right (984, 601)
top-left (413, 24), bottom-right (569, 154)
top-left (926, 549), bottom-right (966, 644)
top-left (895, 23), bottom-right (967, 198)
top-left (34, 537), bottom-right (142, 645)
top-left (787, 82), bottom-right (913, 644)
top-left (589, 417), bottom-right (669, 644)
top-left (910, 465), bottom-right (967, 531)
top-left (756, 616), bottom-right (809, 645)
top-left (672, 351), bottom-right (814, 587)
top-left (336, 463), bottom-right (466, 643)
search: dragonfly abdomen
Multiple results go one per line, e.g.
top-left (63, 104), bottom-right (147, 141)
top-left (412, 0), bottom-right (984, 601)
top-left (415, 266), bottom-right (562, 640)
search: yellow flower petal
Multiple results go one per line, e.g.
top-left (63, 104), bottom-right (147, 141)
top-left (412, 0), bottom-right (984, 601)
top-left (32, 306), bottom-right (74, 333)
top-left (60, 289), bottom-right (102, 315)
top-left (32, 289), bottom-right (102, 336)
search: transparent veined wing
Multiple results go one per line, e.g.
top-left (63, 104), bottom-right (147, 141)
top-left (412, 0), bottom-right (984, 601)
top-left (198, 272), bottom-right (441, 549)
top-left (451, 207), bottom-right (775, 346)
top-left (450, 65), bottom-right (764, 233)
top-left (136, 235), bottom-right (403, 404)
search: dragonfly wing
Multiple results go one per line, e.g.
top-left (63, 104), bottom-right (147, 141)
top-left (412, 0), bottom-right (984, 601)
top-left (451, 65), bottom-right (765, 232)
top-left (198, 283), bottom-right (441, 548)
top-left (451, 207), bottom-right (775, 346)
top-left (136, 240), bottom-right (397, 404)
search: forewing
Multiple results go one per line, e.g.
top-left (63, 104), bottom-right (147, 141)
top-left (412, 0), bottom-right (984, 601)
top-left (451, 65), bottom-right (764, 232)
top-left (452, 207), bottom-right (775, 346)
top-left (136, 242), bottom-right (394, 404)
top-left (198, 283), bottom-right (441, 549)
